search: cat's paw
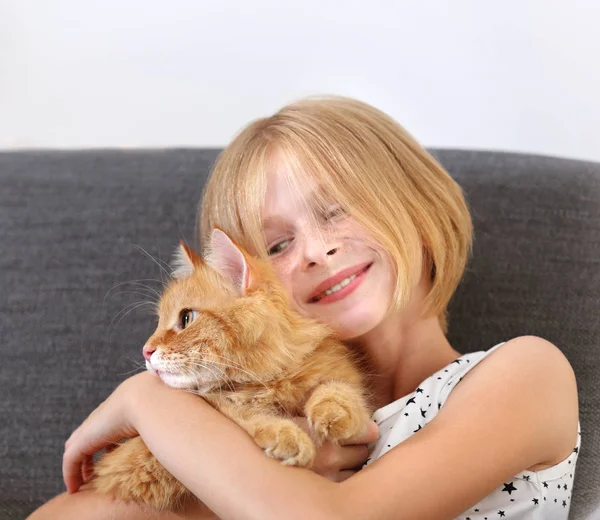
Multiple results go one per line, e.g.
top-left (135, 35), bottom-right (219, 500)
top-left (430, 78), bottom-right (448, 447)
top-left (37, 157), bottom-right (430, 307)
top-left (305, 387), bottom-right (371, 446)
top-left (252, 420), bottom-right (316, 468)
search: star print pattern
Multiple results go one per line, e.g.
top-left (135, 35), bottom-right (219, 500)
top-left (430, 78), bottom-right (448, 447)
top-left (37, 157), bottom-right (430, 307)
top-left (363, 342), bottom-right (581, 520)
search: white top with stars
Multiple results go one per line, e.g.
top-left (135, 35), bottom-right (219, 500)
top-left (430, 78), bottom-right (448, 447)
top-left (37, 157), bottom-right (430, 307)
top-left (363, 342), bottom-right (582, 520)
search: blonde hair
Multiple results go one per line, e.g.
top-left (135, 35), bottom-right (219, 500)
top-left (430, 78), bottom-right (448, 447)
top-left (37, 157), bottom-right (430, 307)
top-left (199, 96), bottom-right (473, 334)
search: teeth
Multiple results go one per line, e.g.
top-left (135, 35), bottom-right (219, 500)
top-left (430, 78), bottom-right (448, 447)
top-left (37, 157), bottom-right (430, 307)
top-left (323, 273), bottom-right (357, 296)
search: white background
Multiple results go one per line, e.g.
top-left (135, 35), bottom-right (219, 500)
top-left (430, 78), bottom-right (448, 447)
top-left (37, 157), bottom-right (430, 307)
top-left (1, 0), bottom-right (599, 161)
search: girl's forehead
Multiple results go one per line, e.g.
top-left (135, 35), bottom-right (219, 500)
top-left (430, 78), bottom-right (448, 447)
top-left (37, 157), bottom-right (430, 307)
top-left (262, 168), bottom-right (320, 221)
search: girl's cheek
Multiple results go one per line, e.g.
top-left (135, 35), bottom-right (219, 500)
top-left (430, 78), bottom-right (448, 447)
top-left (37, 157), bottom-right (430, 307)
top-left (270, 255), bottom-right (296, 284)
top-left (270, 254), bottom-right (305, 303)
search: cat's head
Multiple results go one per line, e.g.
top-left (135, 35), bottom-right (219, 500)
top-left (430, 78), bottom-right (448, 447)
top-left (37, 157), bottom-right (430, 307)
top-left (142, 229), bottom-right (331, 392)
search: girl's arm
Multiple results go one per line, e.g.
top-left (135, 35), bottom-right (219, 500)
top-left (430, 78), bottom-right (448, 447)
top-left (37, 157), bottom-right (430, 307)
top-left (131, 336), bottom-right (578, 520)
top-left (130, 380), bottom-right (341, 520)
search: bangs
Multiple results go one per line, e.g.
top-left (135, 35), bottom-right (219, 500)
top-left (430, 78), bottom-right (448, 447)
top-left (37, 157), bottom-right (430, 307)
top-left (271, 130), bottom-right (416, 271)
top-left (274, 141), bottom-right (352, 218)
top-left (199, 129), bottom-right (271, 258)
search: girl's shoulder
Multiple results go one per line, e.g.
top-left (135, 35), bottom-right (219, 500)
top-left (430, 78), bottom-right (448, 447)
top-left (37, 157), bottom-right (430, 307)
top-left (340, 336), bottom-right (580, 519)
top-left (448, 335), bottom-right (579, 468)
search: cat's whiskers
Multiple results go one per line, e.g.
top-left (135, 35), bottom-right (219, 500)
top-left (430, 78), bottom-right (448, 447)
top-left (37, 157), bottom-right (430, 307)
top-left (108, 300), bottom-right (156, 334)
top-left (203, 363), bottom-right (237, 394)
top-left (132, 244), bottom-right (173, 284)
top-left (181, 362), bottom-right (233, 398)
top-left (182, 361), bottom-right (236, 395)
top-left (160, 356), bottom-right (235, 395)
top-left (103, 279), bottom-right (163, 306)
top-left (209, 353), bottom-right (279, 388)
top-left (188, 358), bottom-right (252, 385)
top-left (117, 364), bottom-right (147, 377)
top-left (111, 290), bottom-right (159, 305)
top-left (201, 359), bottom-right (261, 385)
top-left (197, 357), bottom-right (292, 417)
top-left (117, 355), bottom-right (148, 377)
top-left (207, 353), bottom-right (280, 386)
top-left (205, 353), bottom-right (259, 376)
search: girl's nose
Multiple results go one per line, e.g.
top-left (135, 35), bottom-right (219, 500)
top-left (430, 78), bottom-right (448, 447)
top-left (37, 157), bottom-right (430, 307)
top-left (142, 344), bottom-right (156, 362)
top-left (303, 245), bottom-right (339, 269)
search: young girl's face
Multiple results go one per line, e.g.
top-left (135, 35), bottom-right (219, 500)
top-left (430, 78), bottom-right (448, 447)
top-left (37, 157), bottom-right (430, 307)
top-left (261, 162), bottom-right (396, 340)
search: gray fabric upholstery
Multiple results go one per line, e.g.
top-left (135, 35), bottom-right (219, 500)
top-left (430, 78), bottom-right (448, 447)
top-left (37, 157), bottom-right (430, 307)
top-left (0, 149), bottom-right (598, 519)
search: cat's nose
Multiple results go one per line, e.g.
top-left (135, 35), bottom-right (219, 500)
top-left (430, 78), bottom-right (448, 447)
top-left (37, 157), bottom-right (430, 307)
top-left (143, 344), bottom-right (156, 362)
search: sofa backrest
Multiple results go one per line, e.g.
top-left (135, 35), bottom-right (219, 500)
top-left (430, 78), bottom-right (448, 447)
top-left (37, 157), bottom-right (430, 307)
top-left (0, 149), bottom-right (598, 518)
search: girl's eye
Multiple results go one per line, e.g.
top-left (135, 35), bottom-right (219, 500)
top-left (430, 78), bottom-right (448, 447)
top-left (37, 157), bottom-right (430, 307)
top-left (178, 309), bottom-right (198, 330)
top-left (267, 239), bottom-right (291, 256)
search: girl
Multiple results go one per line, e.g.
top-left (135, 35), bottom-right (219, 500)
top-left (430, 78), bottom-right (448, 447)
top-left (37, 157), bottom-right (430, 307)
top-left (29, 96), bottom-right (580, 520)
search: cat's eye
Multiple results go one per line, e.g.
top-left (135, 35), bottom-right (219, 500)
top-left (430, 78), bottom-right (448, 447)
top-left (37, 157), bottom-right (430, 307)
top-left (178, 309), bottom-right (199, 331)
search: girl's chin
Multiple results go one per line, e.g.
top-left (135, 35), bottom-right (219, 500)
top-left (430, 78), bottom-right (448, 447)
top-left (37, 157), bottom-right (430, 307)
top-left (297, 290), bottom-right (390, 339)
top-left (333, 325), bottom-right (376, 341)
top-left (322, 310), bottom-right (383, 340)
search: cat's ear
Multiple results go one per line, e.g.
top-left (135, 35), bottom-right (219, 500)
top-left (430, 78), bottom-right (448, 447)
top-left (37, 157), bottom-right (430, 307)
top-left (171, 241), bottom-right (203, 279)
top-left (206, 229), bottom-right (252, 294)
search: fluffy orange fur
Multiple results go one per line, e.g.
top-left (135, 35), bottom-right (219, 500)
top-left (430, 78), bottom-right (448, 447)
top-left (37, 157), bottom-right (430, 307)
top-left (90, 232), bottom-right (372, 512)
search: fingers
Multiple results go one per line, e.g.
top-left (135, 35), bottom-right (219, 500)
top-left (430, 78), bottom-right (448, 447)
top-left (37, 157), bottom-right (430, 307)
top-left (338, 444), bottom-right (371, 470)
top-left (81, 455), bottom-right (95, 483)
top-left (60, 377), bottom-right (146, 494)
top-left (62, 406), bottom-right (123, 493)
top-left (334, 470), bottom-right (356, 483)
top-left (292, 415), bottom-right (374, 483)
top-left (63, 452), bottom-right (83, 494)
top-left (342, 420), bottom-right (379, 445)
top-left (63, 439), bottom-right (88, 493)
top-left (62, 427), bottom-right (105, 493)
top-left (104, 440), bottom-right (120, 454)
top-left (293, 415), bottom-right (379, 445)
top-left (312, 442), bottom-right (370, 476)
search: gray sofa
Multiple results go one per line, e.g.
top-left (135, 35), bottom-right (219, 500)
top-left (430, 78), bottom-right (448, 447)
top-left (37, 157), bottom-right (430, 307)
top-left (0, 149), bottom-right (598, 520)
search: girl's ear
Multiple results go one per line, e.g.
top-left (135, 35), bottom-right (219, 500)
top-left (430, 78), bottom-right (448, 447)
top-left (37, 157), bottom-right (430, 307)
top-left (171, 242), bottom-right (202, 279)
top-left (206, 229), bottom-right (252, 294)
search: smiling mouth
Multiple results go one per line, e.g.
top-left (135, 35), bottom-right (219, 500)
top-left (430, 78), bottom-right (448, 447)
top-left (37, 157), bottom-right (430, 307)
top-left (309, 263), bottom-right (372, 303)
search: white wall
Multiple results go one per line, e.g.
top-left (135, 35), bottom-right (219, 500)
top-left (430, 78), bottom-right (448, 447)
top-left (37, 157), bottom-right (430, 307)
top-left (1, 0), bottom-right (599, 161)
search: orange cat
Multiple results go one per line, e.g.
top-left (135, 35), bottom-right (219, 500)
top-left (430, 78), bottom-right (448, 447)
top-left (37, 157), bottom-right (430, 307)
top-left (89, 229), bottom-right (373, 512)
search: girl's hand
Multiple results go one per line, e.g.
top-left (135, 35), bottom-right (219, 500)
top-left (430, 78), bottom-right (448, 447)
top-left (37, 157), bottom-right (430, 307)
top-left (62, 371), bottom-right (158, 494)
top-left (293, 417), bottom-right (379, 482)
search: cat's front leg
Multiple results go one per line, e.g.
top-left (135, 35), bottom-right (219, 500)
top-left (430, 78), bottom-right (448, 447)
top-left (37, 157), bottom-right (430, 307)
top-left (250, 416), bottom-right (317, 467)
top-left (90, 436), bottom-right (194, 512)
top-left (217, 401), bottom-right (316, 468)
top-left (304, 381), bottom-right (372, 446)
